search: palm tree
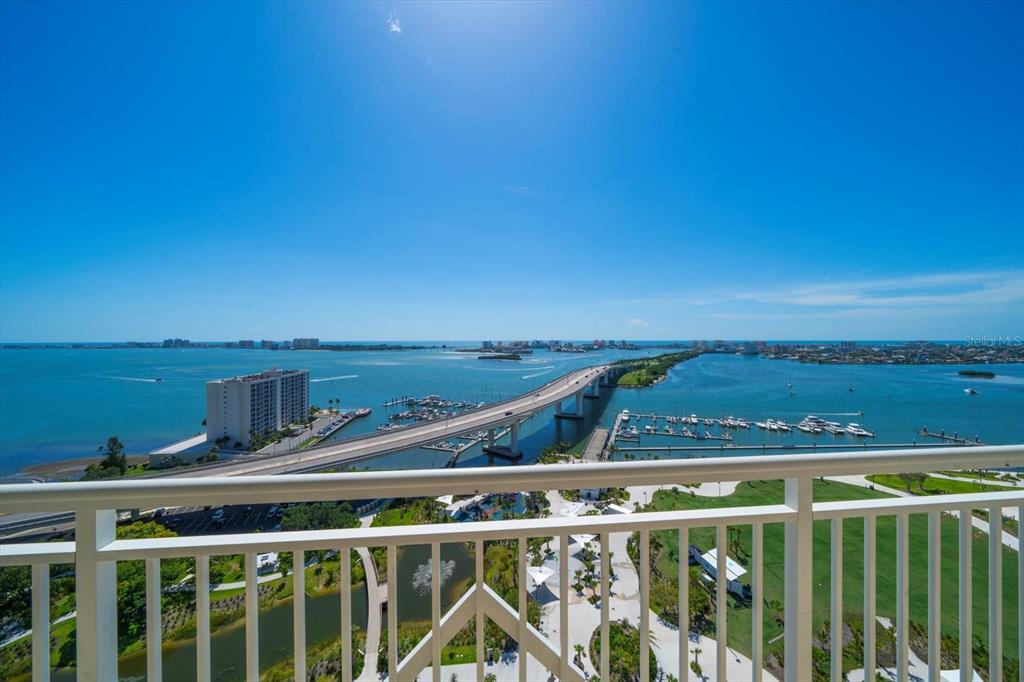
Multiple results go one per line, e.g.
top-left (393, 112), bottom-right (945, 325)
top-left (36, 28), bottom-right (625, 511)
top-left (573, 642), bottom-right (585, 666)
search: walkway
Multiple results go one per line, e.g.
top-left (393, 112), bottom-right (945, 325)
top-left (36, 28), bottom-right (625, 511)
top-left (355, 514), bottom-right (382, 682)
top-left (540, 488), bottom-right (779, 681)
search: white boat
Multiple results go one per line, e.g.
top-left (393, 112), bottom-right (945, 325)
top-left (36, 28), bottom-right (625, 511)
top-left (846, 423), bottom-right (876, 437)
top-left (964, 388), bottom-right (978, 395)
top-left (755, 421), bottom-right (769, 429)
top-left (621, 410), bottom-right (631, 422)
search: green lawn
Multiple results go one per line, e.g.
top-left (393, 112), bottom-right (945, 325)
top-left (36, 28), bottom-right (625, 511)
top-left (867, 473), bottom-right (1009, 496)
top-left (940, 470), bottom-right (1020, 484)
top-left (645, 479), bottom-right (1020, 673)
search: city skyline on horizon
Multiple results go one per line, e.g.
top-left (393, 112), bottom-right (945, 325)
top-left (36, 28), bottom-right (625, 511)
top-left (2, 2), bottom-right (1022, 342)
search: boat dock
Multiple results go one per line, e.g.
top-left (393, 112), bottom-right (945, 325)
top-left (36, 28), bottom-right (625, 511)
top-left (917, 428), bottom-right (983, 446)
top-left (613, 441), bottom-right (974, 454)
top-left (422, 425), bottom-right (516, 468)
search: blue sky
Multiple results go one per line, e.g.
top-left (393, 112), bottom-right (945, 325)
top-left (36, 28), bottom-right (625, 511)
top-left (1, 1), bottom-right (1021, 341)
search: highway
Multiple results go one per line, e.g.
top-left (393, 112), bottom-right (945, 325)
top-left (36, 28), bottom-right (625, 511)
top-left (0, 364), bottom-right (612, 536)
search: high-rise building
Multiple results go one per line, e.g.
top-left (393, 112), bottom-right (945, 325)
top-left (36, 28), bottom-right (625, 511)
top-left (293, 337), bottom-right (320, 350)
top-left (205, 369), bottom-right (310, 446)
top-left (239, 340), bottom-right (255, 349)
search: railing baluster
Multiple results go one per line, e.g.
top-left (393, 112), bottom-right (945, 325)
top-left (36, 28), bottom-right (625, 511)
top-left (716, 524), bottom-right (727, 682)
top-left (196, 555), bottom-right (211, 682)
top-left (896, 513), bottom-right (909, 682)
top-left (927, 511), bottom-right (941, 682)
top-left (75, 510), bottom-right (117, 682)
top-left (601, 531), bottom-right (611, 682)
top-left (864, 515), bottom-right (876, 681)
top-left (475, 540), bottom-right (485, 682)
top-left (784, 477), bottom-right (813, 682)
top-left (31, 563), bottom-right (49, 682)
top-left (959, 508), bottom-right (972, 681)
top-left (387, 544), bottom-right (397, 680)
top-left (988, 506), bottom-right (1001, 682)
top-left (752, 522), bottom-right (763, 682)
top-left (829, 519), bottom-right (841, 682)
top-left (640, 528), bottom-right (650, 682)
top-left (518, 536), bottom-right (527, 682)
top-left (560, 533), bottom-right (570, 681)
top-left (293, 549), bottom-right (305, 682)
top-left (341, 547), bottom-right (352, 682)
top-left (245, 552), bottom-right (259, 681)
top-left (679, 526), bottom-right (689, 682)
top-left (431, 541), bottom-right (441, 682)
top-left (146, 558), bottom-right (163, 682)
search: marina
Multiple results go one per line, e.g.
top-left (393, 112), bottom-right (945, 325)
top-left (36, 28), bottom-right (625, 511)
top-left (612, 410), bottom-right (880, 444)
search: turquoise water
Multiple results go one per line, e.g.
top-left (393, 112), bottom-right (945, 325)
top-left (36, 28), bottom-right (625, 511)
top-left (1, 347), bottom-right (1022, 477)
top-left (600, 353), bottom-right (1024, 452)
top-left (0, 345), bottom-right (652, 476)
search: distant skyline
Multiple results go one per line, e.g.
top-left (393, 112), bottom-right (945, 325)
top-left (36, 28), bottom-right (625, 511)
top-left (2, 1), bottom-right (1022, 342)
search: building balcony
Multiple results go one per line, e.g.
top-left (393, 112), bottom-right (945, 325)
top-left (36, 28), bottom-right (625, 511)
top-left (1, 445), bottom-right (1021, 682)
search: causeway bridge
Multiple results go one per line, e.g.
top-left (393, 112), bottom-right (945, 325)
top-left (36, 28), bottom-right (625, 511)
top-left (179, 363), bottom-right (621, 476)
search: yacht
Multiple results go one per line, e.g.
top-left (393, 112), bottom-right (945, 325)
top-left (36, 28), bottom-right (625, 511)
top-left (964, 387), bottom-right (978, 395)
top-left (621, 410), bottom-right (631, 422)
top-left (846, 423), bottom-right (876, 437)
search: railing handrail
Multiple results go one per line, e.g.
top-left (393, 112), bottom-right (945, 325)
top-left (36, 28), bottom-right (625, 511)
top-left (2, 444), bottom-right (1020, 513)
top-left (4, 488), bottom-right (1021, 567)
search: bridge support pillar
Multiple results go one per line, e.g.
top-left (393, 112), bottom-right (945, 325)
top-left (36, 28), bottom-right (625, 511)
top-left (555, 401), bottom-right (562, 415)
top-left (487, 429), bottom-right (495, 447)
top-left (509, 422), bottom-right (520, 452)
top-left (591, 380), bottom-right (600, 397)
top-left (575, 389), bottom-right (585, 416)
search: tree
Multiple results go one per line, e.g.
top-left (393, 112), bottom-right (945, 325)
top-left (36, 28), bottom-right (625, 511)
top-left (896, 472), bottom-right (927, 493)
top-left (84, 436), bottom-right (127, 479)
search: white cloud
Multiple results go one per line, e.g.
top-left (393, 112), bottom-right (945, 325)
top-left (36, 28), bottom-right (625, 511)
top-left (387, 14), bottom-right (402, 33)
top-left (732, 270), bottom-right (1023, 309)
top-left (628, 318), bottom-right (650, 328)
top-left (501, 184), bottom-right (540, 197)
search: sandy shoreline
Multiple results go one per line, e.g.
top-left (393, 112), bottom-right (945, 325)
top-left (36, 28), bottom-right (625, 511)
top-left (18, 455), bottom-right (148, 482)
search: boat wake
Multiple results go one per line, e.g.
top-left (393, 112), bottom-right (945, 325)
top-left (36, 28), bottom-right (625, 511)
top-left (521, 369), bottom-right (556, 379)
top-left (93, 374), bottom-right (161, 383)
top-left (311, 375), bottom-right (359, 383)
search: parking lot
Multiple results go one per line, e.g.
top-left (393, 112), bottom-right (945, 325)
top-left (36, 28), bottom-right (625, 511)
top-left (157, 502), bottom-right (286, 535)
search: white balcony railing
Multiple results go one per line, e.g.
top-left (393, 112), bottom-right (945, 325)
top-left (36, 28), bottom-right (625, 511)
top-left (1, 445), bottom-right (1022, 682)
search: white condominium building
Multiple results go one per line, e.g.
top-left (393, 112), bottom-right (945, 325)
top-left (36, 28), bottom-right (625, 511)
top-left (206, 369), bottom-right (310, 446)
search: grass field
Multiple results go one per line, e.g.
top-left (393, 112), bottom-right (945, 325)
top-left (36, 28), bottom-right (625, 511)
top-left (644, 479), bottom-right (1020, 674)
top-left (867, 473), bottom-right (1009, 495)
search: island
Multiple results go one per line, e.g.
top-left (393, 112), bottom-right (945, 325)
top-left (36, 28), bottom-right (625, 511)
top-left (613, 349), bottom-right (702, 387)
top-left (958, 369), bottom-right (996, 378)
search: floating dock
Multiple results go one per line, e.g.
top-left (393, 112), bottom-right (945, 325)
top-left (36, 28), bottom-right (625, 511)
top-left (917, 429), bottom-right (983, 446)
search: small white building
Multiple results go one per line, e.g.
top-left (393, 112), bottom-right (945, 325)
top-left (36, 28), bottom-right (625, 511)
top-left (697, 548), bottom-right (749, 599)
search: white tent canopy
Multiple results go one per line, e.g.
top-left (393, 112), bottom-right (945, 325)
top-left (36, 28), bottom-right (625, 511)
top-left (559, 501), bottom-right (585, 518)
top-left (526, 565), bottom-right (555, 589)
top-left (570, 534), bottom-right (596, 547)
top-left (435, 495), bottom-right (454, 506)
